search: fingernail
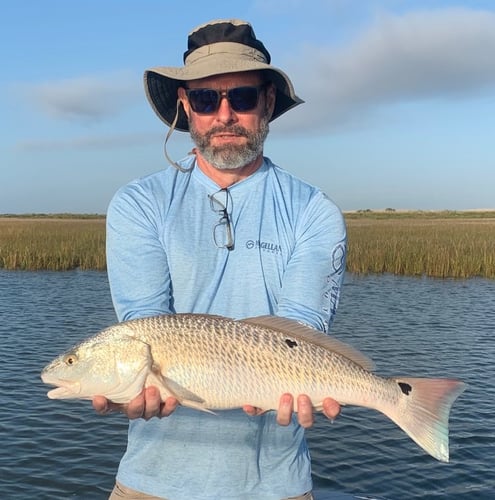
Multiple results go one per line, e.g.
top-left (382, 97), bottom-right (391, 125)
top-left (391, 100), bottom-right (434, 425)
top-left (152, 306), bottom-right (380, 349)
top-left (281, 394), bottom-right (292, 406)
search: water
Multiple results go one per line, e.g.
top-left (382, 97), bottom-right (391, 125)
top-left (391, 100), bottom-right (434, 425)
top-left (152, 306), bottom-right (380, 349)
top-left (0, 271), bottom-right (493, 499)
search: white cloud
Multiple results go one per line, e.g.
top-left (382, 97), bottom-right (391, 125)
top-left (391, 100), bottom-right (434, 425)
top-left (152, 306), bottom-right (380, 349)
top-left (283, 8), bottom-right (495, 131)
top-left (17, 71), bottom-right (141, 122)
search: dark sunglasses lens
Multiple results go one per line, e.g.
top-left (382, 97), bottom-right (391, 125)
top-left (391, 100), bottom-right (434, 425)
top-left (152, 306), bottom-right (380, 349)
top-left (228, 87), bottom-right (259, 111)
top-left (188, 89), bottom-right (219, 113)
top-left (188, 87), bottom-right (261, 114)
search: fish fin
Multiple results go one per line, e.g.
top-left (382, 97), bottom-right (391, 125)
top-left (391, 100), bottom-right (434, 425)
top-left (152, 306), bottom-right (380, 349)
top-left (240, 315), bottom-right (375, 371)
top-left (162, 376), bottom-right (205, 403)
top-left (181, 400), bottom-right (217, 415)
top-left (161, 376), bottom-right (216, 415)
top-left (147, 362), bottom-right (216, 415)
top-left (383, 377), bottom-right (467, 462)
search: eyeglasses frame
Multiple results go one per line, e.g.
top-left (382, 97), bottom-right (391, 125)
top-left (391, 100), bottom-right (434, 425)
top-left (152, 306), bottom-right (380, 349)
top-left (208, 188), bottom-right (234, 250)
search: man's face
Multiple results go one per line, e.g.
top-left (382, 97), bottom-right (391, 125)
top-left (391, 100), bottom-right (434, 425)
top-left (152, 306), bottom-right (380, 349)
top-left (178, 72), bottom-right (276, 170)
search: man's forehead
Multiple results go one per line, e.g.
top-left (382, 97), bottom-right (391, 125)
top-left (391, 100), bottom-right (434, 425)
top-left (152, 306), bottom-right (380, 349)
top-left (187, 71), bottom-right (263, 88)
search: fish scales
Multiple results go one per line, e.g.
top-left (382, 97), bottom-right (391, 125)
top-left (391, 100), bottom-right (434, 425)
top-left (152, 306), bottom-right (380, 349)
top-left (41, 313), bottom-right (466, 462)
top-left (124, 314), bottom-right (384, 410)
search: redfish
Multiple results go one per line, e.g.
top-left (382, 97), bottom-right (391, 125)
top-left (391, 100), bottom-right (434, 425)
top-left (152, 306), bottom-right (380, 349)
top-left (41, 314), bottom-right (466, 462)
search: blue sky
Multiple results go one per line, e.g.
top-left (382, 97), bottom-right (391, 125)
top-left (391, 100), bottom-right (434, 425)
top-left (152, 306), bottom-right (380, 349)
top-left (1, 0), bottom-right (494, 213)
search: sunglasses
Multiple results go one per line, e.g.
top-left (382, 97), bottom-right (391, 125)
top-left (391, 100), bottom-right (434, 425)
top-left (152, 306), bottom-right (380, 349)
top-left (186, 85), bottom-right (267, 114)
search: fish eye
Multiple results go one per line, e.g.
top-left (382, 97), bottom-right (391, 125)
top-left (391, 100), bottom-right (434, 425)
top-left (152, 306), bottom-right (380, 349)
top-left (64, 353), bottom-right (78, 366)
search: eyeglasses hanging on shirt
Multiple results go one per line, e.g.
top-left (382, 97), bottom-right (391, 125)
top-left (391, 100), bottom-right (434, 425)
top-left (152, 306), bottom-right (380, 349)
top-left (209, 188), bottom-right (235, 250)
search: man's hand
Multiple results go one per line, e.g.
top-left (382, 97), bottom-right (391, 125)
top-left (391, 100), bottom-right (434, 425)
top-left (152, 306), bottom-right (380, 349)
top-left (92, 387), bottom-right (179, 420)
top-left (243, 394), bottom-right (341, 428)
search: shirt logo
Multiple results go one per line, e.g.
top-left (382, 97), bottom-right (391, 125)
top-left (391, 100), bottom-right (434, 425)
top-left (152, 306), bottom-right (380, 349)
top-left (245, 240), bottom-right (282, 255)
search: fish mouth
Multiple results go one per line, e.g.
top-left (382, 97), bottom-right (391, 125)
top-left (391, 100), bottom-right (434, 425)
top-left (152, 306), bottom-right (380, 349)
top-left (46, 385), bottom-right (80, 399)
top-left (41, 373), bottom-right (81, 399)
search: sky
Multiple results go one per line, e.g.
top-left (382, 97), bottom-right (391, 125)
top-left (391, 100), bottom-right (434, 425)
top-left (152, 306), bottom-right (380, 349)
top-left (1, 0), bottom-right (494, 213)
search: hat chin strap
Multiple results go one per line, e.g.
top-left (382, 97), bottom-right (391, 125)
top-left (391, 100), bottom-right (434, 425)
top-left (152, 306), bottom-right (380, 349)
top-left (163, 98), bottom-right (194, 173)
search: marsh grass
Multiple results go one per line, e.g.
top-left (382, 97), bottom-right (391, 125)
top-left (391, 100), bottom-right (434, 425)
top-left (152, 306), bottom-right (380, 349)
top-left (0, 212), bottom-right (494, 278)
top-left (0, 217), bottom-right (106, 271)
top-left (346, 213), bottom-right (495, 278)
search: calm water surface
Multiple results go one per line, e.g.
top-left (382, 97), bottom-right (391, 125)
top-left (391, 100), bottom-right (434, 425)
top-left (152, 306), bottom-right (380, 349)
top-left (0, 271), bottom-right (493, 499)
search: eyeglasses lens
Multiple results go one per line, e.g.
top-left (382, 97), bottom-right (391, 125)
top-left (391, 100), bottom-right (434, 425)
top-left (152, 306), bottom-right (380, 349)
top-left (187, 86), bottom-right (261, 114)
top-left (209, 189), bottom-right (234, 250)
top-left (228, 87), bottom-right (259, 111)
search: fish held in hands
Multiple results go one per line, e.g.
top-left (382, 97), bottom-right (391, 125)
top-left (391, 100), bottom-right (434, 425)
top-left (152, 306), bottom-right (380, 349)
top-left (41, 314), bottom-right (466, 462)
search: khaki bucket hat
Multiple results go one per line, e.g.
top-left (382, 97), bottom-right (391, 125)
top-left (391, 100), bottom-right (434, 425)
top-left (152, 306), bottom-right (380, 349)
top-left (144, 19), bottom-right (303, 131)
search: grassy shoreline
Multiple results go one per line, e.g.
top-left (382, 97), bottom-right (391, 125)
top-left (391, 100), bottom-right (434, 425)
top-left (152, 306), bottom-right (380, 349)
top-left (1, 211), bottom-right (494, 278)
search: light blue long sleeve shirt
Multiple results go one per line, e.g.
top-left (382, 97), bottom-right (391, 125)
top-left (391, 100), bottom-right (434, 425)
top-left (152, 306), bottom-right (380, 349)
top-left (106, 156), bottom-right (347, 500)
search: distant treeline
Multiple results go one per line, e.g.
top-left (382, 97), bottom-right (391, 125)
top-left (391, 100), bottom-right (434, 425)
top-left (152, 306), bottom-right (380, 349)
top-left (345, 209), bottom-right (495, 219)
top-left (0, 213), bottom-right (105, 219)
top-left (1, 212), bottom-right (494, 278)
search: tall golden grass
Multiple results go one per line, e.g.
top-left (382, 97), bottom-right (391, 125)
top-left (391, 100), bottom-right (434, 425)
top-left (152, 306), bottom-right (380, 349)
top-left (345, 211), bottom-right (495, 278)
top-left (0, 217), bottom-right (106, 271)
top-left (0, 212), bottom-right (493, 278)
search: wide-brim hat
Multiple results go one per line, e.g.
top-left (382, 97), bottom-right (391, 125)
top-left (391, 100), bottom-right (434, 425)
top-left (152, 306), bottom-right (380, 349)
top-left (144, 19), bottom-right (304, 132)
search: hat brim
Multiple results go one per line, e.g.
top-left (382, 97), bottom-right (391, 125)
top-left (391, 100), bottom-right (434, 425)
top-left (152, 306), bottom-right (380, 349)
top-left (144, 56), bottom-right (303, 131)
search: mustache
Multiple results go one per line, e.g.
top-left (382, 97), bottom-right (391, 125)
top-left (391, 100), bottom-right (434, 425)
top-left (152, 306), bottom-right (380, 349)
top-left (205, 125), bottom-right (250, 139)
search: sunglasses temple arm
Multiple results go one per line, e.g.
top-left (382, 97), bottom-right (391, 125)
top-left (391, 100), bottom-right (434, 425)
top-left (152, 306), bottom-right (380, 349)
top-left (163, 98), bottom-right (194, 173)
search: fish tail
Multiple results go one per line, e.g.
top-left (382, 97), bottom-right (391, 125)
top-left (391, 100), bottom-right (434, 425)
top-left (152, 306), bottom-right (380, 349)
top-left (382, 377), bottom-right (466, 462)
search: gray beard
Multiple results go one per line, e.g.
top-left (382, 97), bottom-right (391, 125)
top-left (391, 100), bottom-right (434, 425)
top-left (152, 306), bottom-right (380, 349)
top-left (189, 118), bottom-right (269, 171)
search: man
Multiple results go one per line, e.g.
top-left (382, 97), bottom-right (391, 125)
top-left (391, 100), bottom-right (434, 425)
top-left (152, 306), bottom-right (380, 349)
top-left (94, 19), bottom-right (347, 500)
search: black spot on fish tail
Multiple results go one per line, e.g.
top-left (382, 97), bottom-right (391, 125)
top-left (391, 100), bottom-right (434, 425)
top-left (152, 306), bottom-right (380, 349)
top-left (285, 339), bottom-right (298, 348)
top-left (398, 381), bottom-right (412, 395)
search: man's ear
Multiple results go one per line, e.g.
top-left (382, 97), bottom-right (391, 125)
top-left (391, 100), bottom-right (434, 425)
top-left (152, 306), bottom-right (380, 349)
top-left (265, 83), bottom-right (277, 119)
top-left (177, 87), bottom-right (191, 119)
